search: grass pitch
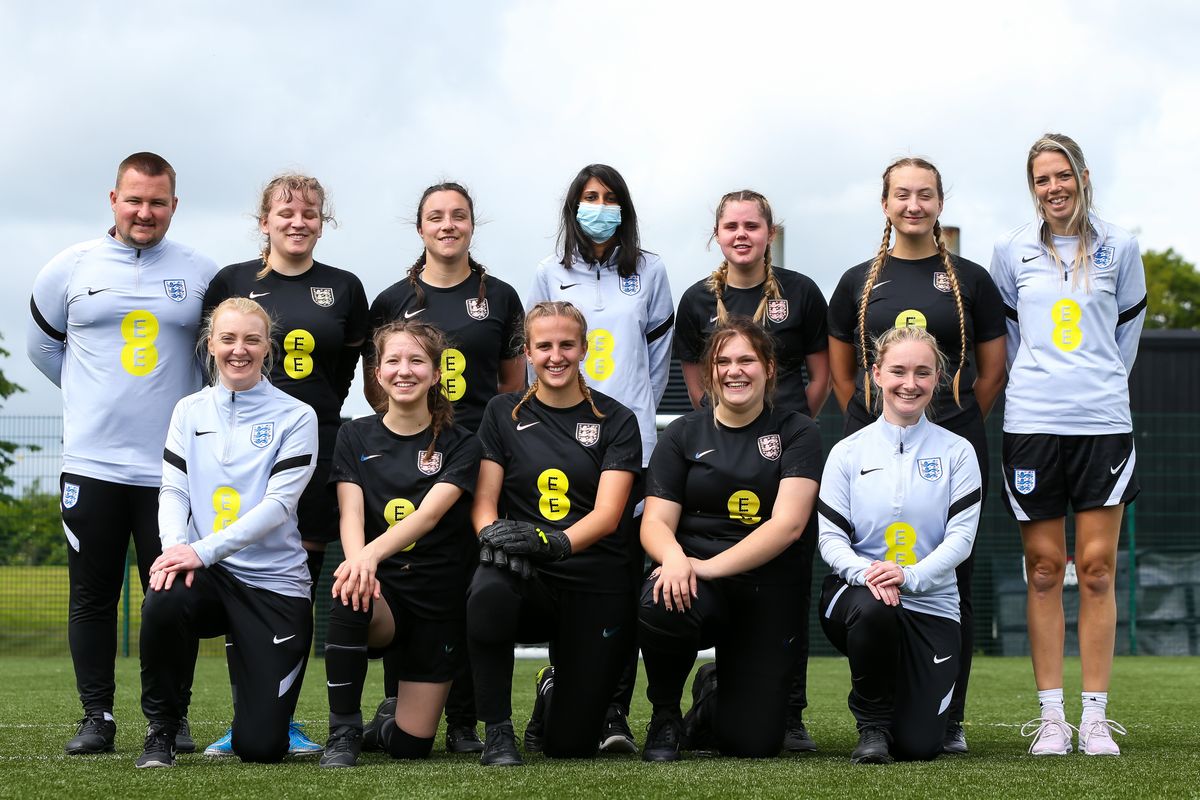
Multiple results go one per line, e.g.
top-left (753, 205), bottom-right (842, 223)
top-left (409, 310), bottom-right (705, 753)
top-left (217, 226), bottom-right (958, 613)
top-left (0, 655), bottom-right (1195, 799)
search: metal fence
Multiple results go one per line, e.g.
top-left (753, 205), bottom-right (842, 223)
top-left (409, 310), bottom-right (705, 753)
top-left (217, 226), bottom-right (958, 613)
top-left (1, 410), bottom-right (1197, 658)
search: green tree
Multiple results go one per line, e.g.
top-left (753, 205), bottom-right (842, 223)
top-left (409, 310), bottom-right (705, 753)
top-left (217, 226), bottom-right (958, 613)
top-left (0, 332), bottom-right (26, 502)
top-left (1143, 248), bottom-right (1200, 330)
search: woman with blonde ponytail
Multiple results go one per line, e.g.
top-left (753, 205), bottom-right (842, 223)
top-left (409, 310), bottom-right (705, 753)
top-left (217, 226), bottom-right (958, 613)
top-left (673, 190), bottom-right (829, 753)
top-left (827, 157), bottom-right (1007, 754)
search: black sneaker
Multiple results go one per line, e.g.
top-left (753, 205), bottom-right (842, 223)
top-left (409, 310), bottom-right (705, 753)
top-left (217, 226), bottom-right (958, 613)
top-left (642, 711), bottom-right (684, 763)
top-left (361, 697), bottom-right (396, 752)
top-left (319, 725), bottom-right (363, 768)
top-left (174, 716), bottom-right (196, 754)
top-left (480, 722), bottom-right (524, 766)
top-left (135, 723), bottom-right (177, 768)
top-left (783, 714), bottom-right (817, 753)
top-left (943, 720), bottom-right (968, 754)
top-left (682, 663), bottom-right (717, 753)
top-left (65, 712), bottom-right (116, 755)
top-left (523, 664), bottom-right (553, 753)
top-left (445, 723), bottom-right (484, 754)
top-left (598, 705), bottom-right (638, 754)
top-left (851, 725), bottom-right (893, 764)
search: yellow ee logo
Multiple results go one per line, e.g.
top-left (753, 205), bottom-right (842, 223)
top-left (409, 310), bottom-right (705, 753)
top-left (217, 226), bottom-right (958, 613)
top-left (441, 348), bottom-right (466, 402)
top-left (895, 309), bottom-right (927, 329)
top-left (585, 328), bottom-right (616, 381)
top-left (1051, 299), bottom-right (1083, 352)
top-left (384, 498), bottom-right (417, 551)
top-left (537, 468), bottom-right (570, 521)
top-left (211, 486), bottom-right (241, 532)
top-left (120, 310), bottom-right (159, 376)
top-left (727, 490), bottom-right (761, 525)
top-left (283, 329), bottom-right (315, 379)
top-left (884, 521), bottom-right (918, 565)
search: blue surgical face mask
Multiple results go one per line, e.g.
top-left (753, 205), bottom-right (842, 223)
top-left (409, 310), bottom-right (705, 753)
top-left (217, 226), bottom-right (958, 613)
top-left (576, 202), bottom-right (622, 243)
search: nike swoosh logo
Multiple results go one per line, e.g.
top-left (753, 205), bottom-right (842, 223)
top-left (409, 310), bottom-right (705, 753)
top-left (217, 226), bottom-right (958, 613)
top-left (871, 280), bottom-right (892, 291)
top-left (860, 467), bottom-right (883, 475)
top-left (694, 449), bottom-right (716, 459)
top-left (272, 634), bottom-right (295, 644)
top-left (194, 431), bottom-right (216, 437)
top-left (404, 308), bottom-right (425, 318)
top-left (327, 681), bottom-right (352, 688)
top-left (559, 283), bottom-right (579, 290)
top-left (602, 627), bottom-right (621, 638)
top-left (1110, 458), bottom-right (1127, 475)
top-left (248, 291), bottom-right (271, 299)
top-left (360, 454), bottom-right (383, 461)
top-left (87, 288), bottom-right (111, 296)
top-left (708, 315), bottom-right (719, 323)
top-left (516, 422), bottom-right (541, 431)
top-left (933, 655), bottom-right (952, 664)
top-left (1021, 255), bottom-right (1040, 263)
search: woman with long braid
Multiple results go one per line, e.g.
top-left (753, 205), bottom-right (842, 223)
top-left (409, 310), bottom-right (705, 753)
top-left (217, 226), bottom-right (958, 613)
top-left (363, 181), bottom-right (525, 752)
top-left (673, 190), bottom-right (829, 752)
top-left (827, 157), bottom-right (1007, 754)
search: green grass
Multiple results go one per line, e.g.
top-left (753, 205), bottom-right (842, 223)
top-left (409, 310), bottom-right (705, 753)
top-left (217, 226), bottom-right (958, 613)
top-left (0, 656), bottom-right (1196, 799)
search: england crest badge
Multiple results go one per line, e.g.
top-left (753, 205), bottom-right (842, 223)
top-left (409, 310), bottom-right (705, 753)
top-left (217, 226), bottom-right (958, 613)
top-left (1015, 469), bottom-right (1036, 495)
top-left (757, 434), bottom-right (782, 461)
top-left (417, 451), bottom-right (443, 475)
top-left (251, 422), bottom-right (275, 449)
top-left (918, 458), bottom-right (943, 482)
top-left (1093, 246), bottom-right (1115, 271)
top-left (575, 423), bottom-right (600, 447)
top-left (933, 272), bottom-right (951, 293)
top-left (766, 299), bottom-right (789, 323)
top-left (62, 482), bottom-right (80, 509)
top-left (466, 298), bottom-right (489, 320)
top-left (310, 287), bottom-right (335, 307)
top-left (620, 274), bottom-right (641, 295)
top-left (163, 279), bottom-right (187, 303)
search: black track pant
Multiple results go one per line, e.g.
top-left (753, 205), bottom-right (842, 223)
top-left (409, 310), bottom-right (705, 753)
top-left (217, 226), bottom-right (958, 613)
top-left (467, 565), bottom-right (633, 758)
top-left (140, 564), bottom-right (311, 763)
top-left (61, 473), bottom-right (195, 715)
top-left (640, 573), bottom-right (802, 758)
top-left (818, 575), bottom-right (959, 761)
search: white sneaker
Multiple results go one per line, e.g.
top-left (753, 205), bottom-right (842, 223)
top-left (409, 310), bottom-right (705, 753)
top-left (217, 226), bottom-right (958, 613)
top-left (1079, 716), bottom-right (1126, 756)
top-left (1021, 711), bottom-right (1075, 755)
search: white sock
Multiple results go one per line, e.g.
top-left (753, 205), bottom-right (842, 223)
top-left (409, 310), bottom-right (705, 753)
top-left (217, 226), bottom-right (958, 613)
top-left (1081, 692), bottom-right (1108, 720)
top-left (1037, 688), bottom-right (1065, 718)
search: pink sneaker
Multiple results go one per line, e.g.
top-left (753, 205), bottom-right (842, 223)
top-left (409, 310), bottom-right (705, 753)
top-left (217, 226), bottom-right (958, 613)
top-left (1079, 716), bottom-right (1126, 756)
top-left (1021, 710), bottom-right (1075, 755)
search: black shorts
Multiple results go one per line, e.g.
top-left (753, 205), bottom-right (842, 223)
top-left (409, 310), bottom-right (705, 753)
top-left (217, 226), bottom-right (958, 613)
top-left (368, 581), bottom-right (464, 683)
top-left (1001, 433), bottom-right (1139, 522)
top-left (297, 458), bottom-right (339, 545)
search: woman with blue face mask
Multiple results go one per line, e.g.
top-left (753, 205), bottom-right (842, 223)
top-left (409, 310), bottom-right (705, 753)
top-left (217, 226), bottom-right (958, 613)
top-left (524, 164), bottom-right (676, 754)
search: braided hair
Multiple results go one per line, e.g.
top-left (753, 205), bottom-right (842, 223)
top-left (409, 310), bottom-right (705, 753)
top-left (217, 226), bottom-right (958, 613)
top-left (371, 320), bottom-right (455, 460)
top-left (408, 182), bottom-right (489, 308)
top-left (705, 190), bottom-right (783, 326)
top-left (512, 301), bottom-right (605, 422)
top-left (255, 173), bottom-right (336, 280)
top-left (858, 158), bottom-right (965, 412)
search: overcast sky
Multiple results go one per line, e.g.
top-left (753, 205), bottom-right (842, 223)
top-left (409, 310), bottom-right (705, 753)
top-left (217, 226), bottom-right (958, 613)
top-left (4, 0), bottom-right (1198, 419)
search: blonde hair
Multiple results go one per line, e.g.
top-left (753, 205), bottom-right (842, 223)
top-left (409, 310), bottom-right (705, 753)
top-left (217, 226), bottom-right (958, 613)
top-left (256, 173), bottom-right (336, 279)
top-left (200, 297), bottom-right (276, 385)
top-left (705, 190), bottom-right (783, 326)
top-left (870, 326), bottom-right (948, 420)
top-left (513, 301), bottom-right (604, 421)
top-left (858, 158), bottom-right (966, 411)
top-left (1026, 133), bottom-right (1095, 290)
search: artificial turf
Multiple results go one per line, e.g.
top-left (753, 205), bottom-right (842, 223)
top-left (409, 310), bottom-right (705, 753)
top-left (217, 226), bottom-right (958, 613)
top-left (0, 655), bottom-right (1196, 799)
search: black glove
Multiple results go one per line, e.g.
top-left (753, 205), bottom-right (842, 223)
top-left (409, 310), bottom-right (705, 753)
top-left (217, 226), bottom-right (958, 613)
top-left (479, 529), bottom-right (534, 579)
top-left (488, 523), bottom-right (572, 563)
top-left (479, 519), bottom-right (537, 549)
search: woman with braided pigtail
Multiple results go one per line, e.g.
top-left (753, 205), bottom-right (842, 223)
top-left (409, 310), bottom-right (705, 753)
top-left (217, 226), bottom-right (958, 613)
top-left (827, 157), bottom-right (1007, 754)
top-left (673, 190), bottom-right (829, 753)
top-left (468, 301), bottom-right (642, 767)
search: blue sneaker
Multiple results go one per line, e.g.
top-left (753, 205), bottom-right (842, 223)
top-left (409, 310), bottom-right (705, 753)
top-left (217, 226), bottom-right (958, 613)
top-left (288, 719), bottom-right (323, 756)
top-left (204, 727), bottom-right (234, 757)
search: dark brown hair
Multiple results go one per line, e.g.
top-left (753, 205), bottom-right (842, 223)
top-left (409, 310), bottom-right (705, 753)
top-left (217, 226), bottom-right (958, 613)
top-left (372, 320), bottom-right (455, 459)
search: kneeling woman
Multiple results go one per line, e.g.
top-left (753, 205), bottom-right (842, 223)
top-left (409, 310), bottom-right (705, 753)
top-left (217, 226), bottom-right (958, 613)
top-left (469, 300), bottom-right (642, 766)
top-left (818, 326), bottom-right (981, 764)
top-left (320, 321), bottom-right (482, 767)
top-left (639, 317), bottom-right (822, 761)
top-left (137, 298), bottom-right (318, 767)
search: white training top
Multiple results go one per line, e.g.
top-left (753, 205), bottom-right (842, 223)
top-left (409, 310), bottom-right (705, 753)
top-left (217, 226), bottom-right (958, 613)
top-left (160, 378), bottom-right (317, 599)
top-left (818, 414), bottom-right (982, 622)
top-left (990, 216), bottom-right (1146, 435)
top-left (27, 231), bottom-right (218, 486)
